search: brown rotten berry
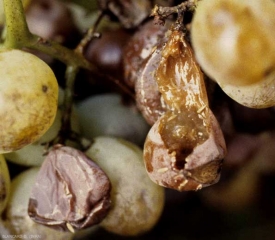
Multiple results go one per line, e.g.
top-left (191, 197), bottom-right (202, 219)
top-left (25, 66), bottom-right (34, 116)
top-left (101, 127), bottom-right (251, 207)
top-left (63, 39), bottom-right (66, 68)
top-left (123, 20), bottom-right (171, 124)
top-left (135, 47), bottom-right (168, 125)
top-left (28, 145), bottom-right (111, 232)
top-left (98, 0), bottom-right (152, 29)
top-left (26, 0), bottom-right (80, 46)
top-left (144, 28), bottom-right (227, 191)
top-left (85, 28), bottom-right (131, 80)
top-left (124, 20), bottom-right (171, 88)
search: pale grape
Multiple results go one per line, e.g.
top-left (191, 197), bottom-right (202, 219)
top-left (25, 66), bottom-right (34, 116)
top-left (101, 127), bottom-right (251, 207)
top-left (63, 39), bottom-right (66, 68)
top-left (0, 49), bottom-right (58, 153)
top-left (0, 155), bottom-right (10, 214)
top-left (86, 136), bottom-right (165, 236)
top-left (4, 107), bottom-right (80, 166)
top-left (76, 93), bottom-right (150, 146)
top-left (191, 0), bottom-right (275, 108)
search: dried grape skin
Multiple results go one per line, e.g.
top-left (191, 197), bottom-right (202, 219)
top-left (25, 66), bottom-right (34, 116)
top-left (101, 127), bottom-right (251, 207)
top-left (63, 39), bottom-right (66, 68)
top-left (4, 168), bottom-right (74, 239)
top-left (28, 145), bottom-right (111, 232)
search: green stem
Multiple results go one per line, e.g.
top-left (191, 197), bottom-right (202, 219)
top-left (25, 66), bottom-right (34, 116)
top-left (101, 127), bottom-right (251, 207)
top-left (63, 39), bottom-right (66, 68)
top-left (2, 0), bottom-right (93, 70)
top-left (27, 36), bottom-right (92, 69)
top-left (3, 0), bottom-right (32, 48)
top-left (58, 65), bottom-right (78, 145)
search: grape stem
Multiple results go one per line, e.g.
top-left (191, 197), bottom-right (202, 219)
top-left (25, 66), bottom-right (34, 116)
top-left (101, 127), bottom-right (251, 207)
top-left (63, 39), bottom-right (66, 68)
top-left (75, 10), bottom-right (105, 55)
top-left (151, 0), bottom-right (199, 25)
top-left (3, 0), bottom-right (31, 49)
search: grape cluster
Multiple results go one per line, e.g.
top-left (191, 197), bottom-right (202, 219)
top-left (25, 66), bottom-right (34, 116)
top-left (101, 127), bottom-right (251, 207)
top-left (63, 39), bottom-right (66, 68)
top-left (2, 0), bottom-right (275, 239)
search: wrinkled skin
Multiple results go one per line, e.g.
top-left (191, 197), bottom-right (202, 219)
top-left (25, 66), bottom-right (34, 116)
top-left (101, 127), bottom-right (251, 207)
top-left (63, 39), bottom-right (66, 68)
top-left (28, 145), bottom-right (111, 232)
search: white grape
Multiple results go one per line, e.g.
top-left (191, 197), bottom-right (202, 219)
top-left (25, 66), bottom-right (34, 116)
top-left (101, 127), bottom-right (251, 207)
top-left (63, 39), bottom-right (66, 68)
top-left (86, 136), bottom-right (165, 236)
top-left (191, 0), bottom-right (275, 108)
top-left (76, 93), bottom-right (150, 146)
top-left (4, 107), bottom-right (80, 166)
top-left (0, 49), bottom-right (58, 153)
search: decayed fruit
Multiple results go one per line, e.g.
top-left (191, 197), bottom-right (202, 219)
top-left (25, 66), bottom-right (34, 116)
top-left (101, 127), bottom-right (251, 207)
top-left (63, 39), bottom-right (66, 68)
top-left (26, 0), bottom-right (80, 46)
top-left (0, 155), bottom-right (10, 214)
top-left (28, 145), bottom-right (111, 232)
top-left (3, 167), bottom-right (74, 239)
top-left (123, 20), bottom-right (171, 125)
top-left (144, 28), bottom-right (226, 191)
top-left (123, 20), bottom-right (170, 89)
top-left (0, 49), bottom-right (58, 153)
top-left (97, 0), bottom-right (152, 29)
top-left (86, 136), bottom-right (165, 236)
top-left (85, 27), bottom-right (131, 80)
top-left (135, 48), bottom-right (168, 125)
top-left (191, 0), bottom-right (275, 108)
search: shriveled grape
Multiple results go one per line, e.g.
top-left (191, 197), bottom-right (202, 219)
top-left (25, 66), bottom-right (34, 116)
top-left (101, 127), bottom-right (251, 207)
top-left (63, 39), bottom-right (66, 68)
top-left (0, 49), bottom-right (58, 153)
top-left (28, 145), bottom-right (111, 232)
top-left (191, 0), bottom-right (275, 108)
top-left (3, 168), bottom-right (74, 239)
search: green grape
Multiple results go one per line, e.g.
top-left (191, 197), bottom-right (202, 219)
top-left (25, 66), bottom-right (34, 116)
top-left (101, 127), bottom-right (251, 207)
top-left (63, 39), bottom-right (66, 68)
top-left (0, 49), bottom-right (58, 153)
top-left (86, 136), bottom-right (165, 236)
top-left (0, 155), bottom-right (10, 214)
top-left (3, 167), bottom-right (74, 239)
top-left (76, 93), bottom-right (150, 146)
top-left (191, 0), bottom-right (275, 108)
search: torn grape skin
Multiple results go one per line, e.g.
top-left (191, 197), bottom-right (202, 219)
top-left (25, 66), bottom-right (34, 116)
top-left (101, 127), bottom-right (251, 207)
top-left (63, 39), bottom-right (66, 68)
top-left (144, 29), bottom-right (226, 191)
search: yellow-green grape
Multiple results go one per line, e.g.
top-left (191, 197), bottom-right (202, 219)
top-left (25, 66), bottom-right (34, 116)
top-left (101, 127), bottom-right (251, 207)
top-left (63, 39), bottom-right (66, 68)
top-left (191, 0), bottom-right (275, 108)
top-left (0, 155), bottom-right (10, 214)
top-left (86, 136), bottom-right (165, 236)
top-left (0, 49), bottom-right (58, 153)
top-left (3, 167), bottom-right (74, 239)
top-left (4, 107), bottom-right (80, 166)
